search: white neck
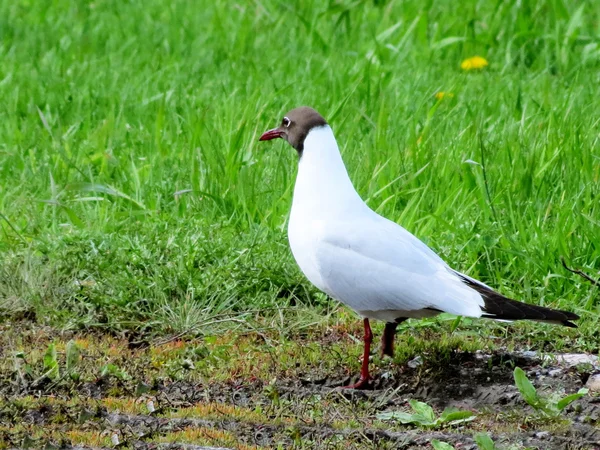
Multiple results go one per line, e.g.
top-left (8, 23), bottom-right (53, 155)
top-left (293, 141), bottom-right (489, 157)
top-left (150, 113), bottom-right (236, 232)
top-left (291, 126), bottom-right (365, 219)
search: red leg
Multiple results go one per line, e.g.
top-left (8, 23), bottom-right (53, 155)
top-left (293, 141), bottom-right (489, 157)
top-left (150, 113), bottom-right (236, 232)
top-left (343, 318), bottom-right (373, 389)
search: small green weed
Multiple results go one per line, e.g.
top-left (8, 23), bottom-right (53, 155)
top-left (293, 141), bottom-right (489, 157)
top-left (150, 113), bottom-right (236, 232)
top-left (513, 367), bottom-right (588, 418)
top-left (376, 399), bottom-right (475, 428)
top-left (99, 363), bottom-right (130, 381)
top-left (13, 340), bottom-right (83, 387)
top-left (42, 342), bottom-right (60, 381)
top-left (65, 340), bottom-right (82, 381)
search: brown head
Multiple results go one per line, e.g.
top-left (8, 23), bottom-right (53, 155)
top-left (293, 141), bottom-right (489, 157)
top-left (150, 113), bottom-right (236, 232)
top-left (259, 106), bottom-right (328, 154)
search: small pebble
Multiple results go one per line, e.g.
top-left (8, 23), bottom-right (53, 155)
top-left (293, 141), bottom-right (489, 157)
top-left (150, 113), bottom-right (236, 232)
top-left (407, 356), bottom-right (422, 369)
top-left (585, 373), bottom-right (600, 392)
top-left (535, 431), bottom-right (550, 439)
top-left (548, 368), bottom-right (563, 377)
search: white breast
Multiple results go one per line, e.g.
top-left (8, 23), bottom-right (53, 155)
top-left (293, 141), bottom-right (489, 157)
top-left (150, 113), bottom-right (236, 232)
top-left (287, 126), bottom-right (365, 296)
top-left (288, 218), bottom-right (330, 293)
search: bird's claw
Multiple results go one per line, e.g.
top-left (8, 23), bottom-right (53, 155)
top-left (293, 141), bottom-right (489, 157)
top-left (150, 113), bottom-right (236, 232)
top-left (342, 375), bottom-right (371, 390)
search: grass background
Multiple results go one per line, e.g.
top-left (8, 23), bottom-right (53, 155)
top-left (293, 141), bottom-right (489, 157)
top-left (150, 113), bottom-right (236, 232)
top-left (0, 0), bottom-right (598, 342)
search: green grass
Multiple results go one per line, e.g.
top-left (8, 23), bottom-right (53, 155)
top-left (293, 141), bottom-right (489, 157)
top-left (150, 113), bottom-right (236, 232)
top-left (0, 0), bottom-right (599, 341)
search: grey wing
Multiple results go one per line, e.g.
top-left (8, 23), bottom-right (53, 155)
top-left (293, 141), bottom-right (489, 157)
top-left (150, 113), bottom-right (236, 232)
top-left (315, 218), bottom-right (485, 317)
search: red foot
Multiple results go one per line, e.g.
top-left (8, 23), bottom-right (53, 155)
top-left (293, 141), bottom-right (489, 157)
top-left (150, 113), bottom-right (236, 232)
top-left (342, 375), bottom-right (371, 390)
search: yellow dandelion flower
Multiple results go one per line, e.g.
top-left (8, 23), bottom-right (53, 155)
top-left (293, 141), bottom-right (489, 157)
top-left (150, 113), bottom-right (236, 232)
top-left (461, 56), bottom-right (488, 70)
top-left (435, 92), bottom-right (455, 100)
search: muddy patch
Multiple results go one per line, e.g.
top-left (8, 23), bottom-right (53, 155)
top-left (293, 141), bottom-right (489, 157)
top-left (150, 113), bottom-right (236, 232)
top-left (1, 324), bottom-right (599, 449)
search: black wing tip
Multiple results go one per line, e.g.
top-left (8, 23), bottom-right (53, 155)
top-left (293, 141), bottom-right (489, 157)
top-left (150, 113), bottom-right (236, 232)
top-left (560, 310), bottom-right (580, 328)
top-left (564, 311), bottom-right (580, 321)
top-left (457, 273), bottom-right (581, 326)
top-left (539, 308), bottom-right (580, 326)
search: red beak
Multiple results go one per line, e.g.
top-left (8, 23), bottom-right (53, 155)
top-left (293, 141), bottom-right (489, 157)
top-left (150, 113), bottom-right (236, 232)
top-left (259, 128), bottom-right (283, 141)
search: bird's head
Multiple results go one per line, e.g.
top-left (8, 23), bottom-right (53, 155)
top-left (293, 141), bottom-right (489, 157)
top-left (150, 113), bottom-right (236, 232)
top-left (259, 106), bottom-right (327, 155)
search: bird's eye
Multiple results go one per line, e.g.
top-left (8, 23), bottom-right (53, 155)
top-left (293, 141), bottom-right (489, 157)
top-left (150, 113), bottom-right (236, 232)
top-left (282, 117), bottom-right (291, 128)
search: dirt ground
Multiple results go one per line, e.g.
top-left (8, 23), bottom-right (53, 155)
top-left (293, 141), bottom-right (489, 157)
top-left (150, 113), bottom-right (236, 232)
top-left (1, 321), bottom-right (599, 450)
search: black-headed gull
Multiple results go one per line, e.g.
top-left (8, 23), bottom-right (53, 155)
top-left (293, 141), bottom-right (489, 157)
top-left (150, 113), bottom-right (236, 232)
top-left (259, 106), bottom-right (579, 389)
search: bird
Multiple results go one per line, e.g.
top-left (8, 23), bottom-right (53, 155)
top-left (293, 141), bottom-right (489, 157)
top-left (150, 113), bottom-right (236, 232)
top-left (259, 106), bottom-right (579, 389)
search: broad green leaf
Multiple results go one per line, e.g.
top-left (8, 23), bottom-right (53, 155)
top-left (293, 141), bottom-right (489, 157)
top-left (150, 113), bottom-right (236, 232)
top-left (431, 440), bottom-right (456, 450)
top-left (376, 411), bottom-right (418, 423)
top-left (474, 432), bottom-right (496, 450)
top-left (409, 399), bottom-right (435, 422)
top-left (440, 408), bottom-right (476, 425)
top-left (513, 367), bottom-right (542, 408)
top-left (557, 388), bottom-right (588, 411)
top-left (43, 343), bottom-right (59, 380)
